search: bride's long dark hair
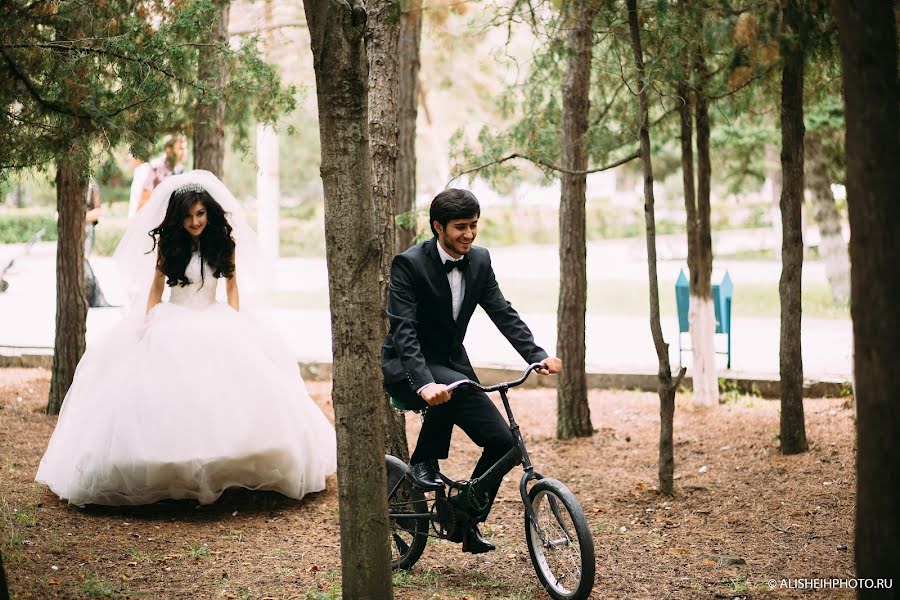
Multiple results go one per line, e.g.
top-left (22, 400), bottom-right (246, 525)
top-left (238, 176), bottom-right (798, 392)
top-left (149, 186), bottom-right (236, 287)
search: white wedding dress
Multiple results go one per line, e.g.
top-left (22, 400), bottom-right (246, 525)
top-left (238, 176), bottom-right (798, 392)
top-left (36, 252), bottom-right (337, 506)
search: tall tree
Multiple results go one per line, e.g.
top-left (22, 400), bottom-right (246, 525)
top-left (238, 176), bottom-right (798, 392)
top-left (677, 43), bottom-right (717, 407)
top-left (255, 0), bottom-right (281, 294)
top-left (688, 51), bottom-right (717, 407)
top-left (627, 0), bottom-right (685, 495)
top-left (367, 0), bottom-right (409, 461)
top-left (193, 0), bottom-right (230, 175)
top-left (805, 128), bottom-right (849, 304)
top-left (556, 0), bottom-right (595, 439)
top-left (832, 0), bottom-right (900, 586)
top-left (778, 0), bottom-right (808, 455)
top-left (395, 0), bottom-right (423, 253)
top-left (48, 156), bottom-right (88, 414)
top-left (303, 0), bottom-right (393, 596)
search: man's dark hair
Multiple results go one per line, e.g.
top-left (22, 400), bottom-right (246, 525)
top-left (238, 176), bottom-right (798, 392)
top-left (429, 188), bottom-right (480, 236)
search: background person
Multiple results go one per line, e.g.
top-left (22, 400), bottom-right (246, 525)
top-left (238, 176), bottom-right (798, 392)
top-left (137, 134), bottom-right (187, 212)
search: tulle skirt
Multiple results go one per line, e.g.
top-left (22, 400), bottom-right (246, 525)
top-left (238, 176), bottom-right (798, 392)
top-left (35, 302), bottom-right (337, 506)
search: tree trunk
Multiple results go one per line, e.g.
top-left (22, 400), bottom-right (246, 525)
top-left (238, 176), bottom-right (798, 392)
top-left (678, 82), bottom-right (698, 293)
top-left (368, 0), bottom-right (409, 462)
top-left (48, 158), bottom-right (88, 415)
top-left (680, 65), bottom-right (718, 407)
top-left (255, 0), bottom-right (280, 294)
top-left (765, 143), bottom-right (783, 243)
top-left (303, 1), bottom-right (393, 596)
top-left (832, 0), bottom-right (900, 587)
top-left (395, 0), bottom-right (423, 253)
top-left (627, 0), bottom-right (685, 495)
top-left (193, 0), bottom-right (230, 175)
top-left (805, 130), bottom-right (850, 305)
top-left (0, 549), bottom-right (9, 600)
top-left (691, 81), bottom-right (717, 405)
top-left (778, 0), bottom-right (808, 455)
top-left (256, 123), bottom-right (280, 293)
top-left (556, 0), bottom-right (594, 440)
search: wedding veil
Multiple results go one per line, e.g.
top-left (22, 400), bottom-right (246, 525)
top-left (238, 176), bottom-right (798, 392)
top-left (112, 170), bottom-right (261, 323)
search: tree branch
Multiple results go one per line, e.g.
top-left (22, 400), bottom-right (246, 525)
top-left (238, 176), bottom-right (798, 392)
top-left (0, 46), bottom-right (90, 119)
top-left (1, 42), bottom-right (210, 90)
top-left (447, 149), bottom-right (640, 188)
top-left (229, 20), bottom-right (308, 36)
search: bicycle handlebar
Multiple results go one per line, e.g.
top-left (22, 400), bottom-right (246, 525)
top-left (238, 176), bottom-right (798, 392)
top-left (445, 363), bottom-right (544, 394)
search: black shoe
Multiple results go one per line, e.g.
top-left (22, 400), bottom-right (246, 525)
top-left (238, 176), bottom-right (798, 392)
top-left (462, 525), bottom-right (495, 554)
top-left (410, 460), bottom-right (442, 491)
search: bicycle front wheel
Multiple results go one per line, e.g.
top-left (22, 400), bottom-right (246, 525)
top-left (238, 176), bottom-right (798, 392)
top-left (386, 457), bottom-right (429, 570)
top-left (524, 478), bottom-right (596, 600)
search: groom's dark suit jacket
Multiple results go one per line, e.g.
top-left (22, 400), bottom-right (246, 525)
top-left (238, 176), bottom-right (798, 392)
top-left (381, 237), bottom-right (548, 391)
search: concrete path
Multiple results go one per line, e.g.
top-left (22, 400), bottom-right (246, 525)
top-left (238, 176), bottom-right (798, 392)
top-left (0, 240), bottom-right (852, 383)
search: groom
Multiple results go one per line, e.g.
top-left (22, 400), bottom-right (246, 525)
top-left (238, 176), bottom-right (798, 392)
top-left (382, 188), bottom-right (561, 554)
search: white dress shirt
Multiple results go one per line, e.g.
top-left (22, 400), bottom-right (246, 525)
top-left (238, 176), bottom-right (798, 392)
top-left (436, 241), bottom-right (466, 321)
top-left (417, 242), bottom-right (467, 395)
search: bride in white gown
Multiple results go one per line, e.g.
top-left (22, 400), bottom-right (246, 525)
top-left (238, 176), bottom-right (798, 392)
top-left (36, 171), bottom-right (336, 506)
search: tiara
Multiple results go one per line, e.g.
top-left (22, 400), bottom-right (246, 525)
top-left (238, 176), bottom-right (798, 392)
top-left (174, 183), bottom-right (205, 194)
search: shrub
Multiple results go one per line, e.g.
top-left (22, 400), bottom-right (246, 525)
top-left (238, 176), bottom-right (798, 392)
top-left (0, 209), bottom-right (58, 243)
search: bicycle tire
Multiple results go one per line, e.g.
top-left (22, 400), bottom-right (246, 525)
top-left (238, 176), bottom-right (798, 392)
top-left (386, 457), bottom-right (429, 570)
top-left (524, 478), bottom-right (596, 600)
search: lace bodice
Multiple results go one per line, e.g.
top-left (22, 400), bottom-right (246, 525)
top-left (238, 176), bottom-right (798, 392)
top-left (169, 252), bottom-right (218, 308)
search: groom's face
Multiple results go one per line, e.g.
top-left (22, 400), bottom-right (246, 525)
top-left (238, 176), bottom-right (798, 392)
top-left (435, 216), bottom-right (478, 258)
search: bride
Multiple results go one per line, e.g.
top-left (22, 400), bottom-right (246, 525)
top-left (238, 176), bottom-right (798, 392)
top-left (36, 171), bottom-right (337, 506)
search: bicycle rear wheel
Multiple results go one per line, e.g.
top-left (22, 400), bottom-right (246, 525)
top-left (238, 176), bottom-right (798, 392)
top-left (524, 478), bottom-right (596, 600)
top-left (386, 457), bottom-right (429, 570)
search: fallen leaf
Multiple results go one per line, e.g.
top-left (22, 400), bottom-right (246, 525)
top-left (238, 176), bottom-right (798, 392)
top-left (701, 559), bottom-right (717, 567)
top-left (48, 578), bottom-right (61, 585)
top-left (666, 547), bottom-right (688, 557)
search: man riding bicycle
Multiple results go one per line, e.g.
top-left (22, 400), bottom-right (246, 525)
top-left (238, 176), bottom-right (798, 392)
top-left (381, 188), bottom-right (561, 554)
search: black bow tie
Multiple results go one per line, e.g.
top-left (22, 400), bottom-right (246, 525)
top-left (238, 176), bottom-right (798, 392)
top-left (444, 257), bottom-right (469, 273)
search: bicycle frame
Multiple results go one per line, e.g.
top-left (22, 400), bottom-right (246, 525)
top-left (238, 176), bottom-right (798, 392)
top-left (388, 364), bottom-right (565, 547)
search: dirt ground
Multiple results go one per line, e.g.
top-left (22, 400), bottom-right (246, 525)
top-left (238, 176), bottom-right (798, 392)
top-left (1, 368), bottom-right (856, 599)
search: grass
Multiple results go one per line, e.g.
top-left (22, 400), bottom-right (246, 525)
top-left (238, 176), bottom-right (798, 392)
top-left (303, 569), bottom-right (342, 599)
top-left (186, 542), bottom-right (210, 558)
top-left (127, 544), bottom-right (163, 562)
top-left (392, 568), bottom-right (440, 588)
top-left (81, 576), bottom-right (117, 598)
top-left (268, 276), bottom-right (849, 320)
top-left (1, 500), bottom-right (27, 556)
top-left (499, 277), bottom-right (849, 320)
top-left (464, 569), bottom-right (508, 590)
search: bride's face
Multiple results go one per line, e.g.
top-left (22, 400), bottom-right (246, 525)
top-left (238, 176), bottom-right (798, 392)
top-left (183, 201), bottom-right (208, 238)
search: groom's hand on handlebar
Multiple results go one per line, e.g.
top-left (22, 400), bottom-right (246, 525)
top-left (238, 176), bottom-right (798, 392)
top-left (537, 357), bottom-right (562, 376)
top-left (419, 383), bottom-right (451, 406)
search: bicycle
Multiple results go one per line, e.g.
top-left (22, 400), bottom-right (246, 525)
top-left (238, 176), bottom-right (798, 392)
top-left (385, 363), bottom-right (596, 600)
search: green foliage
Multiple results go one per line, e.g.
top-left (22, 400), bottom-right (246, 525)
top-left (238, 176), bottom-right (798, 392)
top-left (0, 209), bottom-right (58, 243)
top-left (80, 576), bottom-right (117, 598)
top-left (186, 542), bottom-right (209, 558)
top-left (0, 0), bottom-right (295, 181)
top-left (450, 7), bottom-right (646, 192)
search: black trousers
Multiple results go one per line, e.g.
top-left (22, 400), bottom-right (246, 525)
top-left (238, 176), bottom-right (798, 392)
top-left (385, 363), bottom-right (516, 519)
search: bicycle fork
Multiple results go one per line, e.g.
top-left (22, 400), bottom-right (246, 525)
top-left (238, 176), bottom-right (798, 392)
top-left (472, 386), bottom-right (575, 549)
